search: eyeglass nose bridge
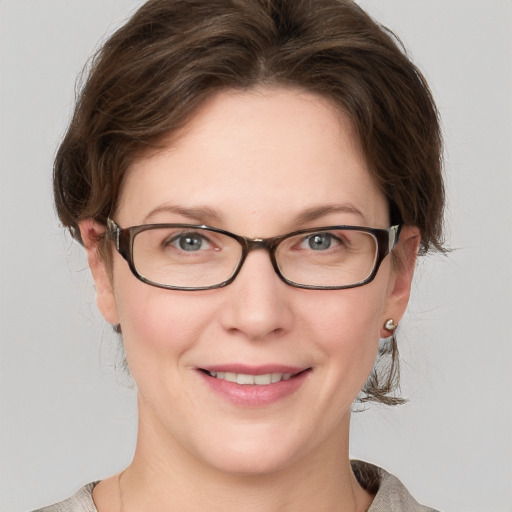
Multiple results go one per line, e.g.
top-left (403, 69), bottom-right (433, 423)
top-left (243, 237), bottom-right (276, 251)
top-left (228, 235), bottom-right (285, 286)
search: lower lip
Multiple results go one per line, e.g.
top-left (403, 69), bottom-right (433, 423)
top-left (199, 370), bottom-right (311, 407)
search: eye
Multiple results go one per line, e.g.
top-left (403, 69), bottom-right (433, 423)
top-left (304, 232), bottom-right (338, 251)
top-left (168, 232), bottom-right (212, 252)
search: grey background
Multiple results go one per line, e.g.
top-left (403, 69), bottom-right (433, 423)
top-left (1, 1), bottom-right (511, 511)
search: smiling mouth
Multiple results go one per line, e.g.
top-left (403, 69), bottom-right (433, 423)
top-left (200, 369), bottom-right (311, 385)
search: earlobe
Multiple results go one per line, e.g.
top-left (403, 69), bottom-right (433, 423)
top-left (79, 219), bottom-right (120, 326)
top-left (380, 225), bottom-right (420, 338)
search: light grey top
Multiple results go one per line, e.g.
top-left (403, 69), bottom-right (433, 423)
top-left (31, 461), bottom-right (440, 512)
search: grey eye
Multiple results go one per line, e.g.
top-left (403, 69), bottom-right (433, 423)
top-left (170, 233), bottom-right (210, 251)
top-left (307, 233), bottom-right (332, 250)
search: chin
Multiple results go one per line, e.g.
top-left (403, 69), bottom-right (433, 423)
top-left (192, 426), bottom-right (307, 477)
top-left (206, 450), bottom-right (297, 477)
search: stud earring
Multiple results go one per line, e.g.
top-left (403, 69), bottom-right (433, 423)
top-left (384, 318), bottom-right (398, 332)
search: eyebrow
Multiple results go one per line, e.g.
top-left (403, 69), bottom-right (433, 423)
top-left (143, 203), bottom-right (366, 227)
top-left (143, 204), bottom-right (221, 224)
top-left (293, 204), bottom-right (366, 224)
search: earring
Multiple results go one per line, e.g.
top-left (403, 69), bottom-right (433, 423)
top-left (384, 318), bottom-right (398, 332)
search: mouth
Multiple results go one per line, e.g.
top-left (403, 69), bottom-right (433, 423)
top-left (198, 366), bottom-right (312, 406)
top-left (199, 368), bottom-right (311, 386)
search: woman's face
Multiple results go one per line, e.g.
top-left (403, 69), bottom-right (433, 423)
top-left (85, 88), bottom-right (416, 475)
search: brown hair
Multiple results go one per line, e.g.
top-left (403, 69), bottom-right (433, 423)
top-left (54, 0), bottom-right (445, 405)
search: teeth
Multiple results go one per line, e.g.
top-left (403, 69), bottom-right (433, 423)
top-left (254, 374), bottom-right (272, 385)
top-left (225, 372), bottom-right (236, 383)
top-left (207, 371), bottom-right (294, 385)
top-left (237, 373), bottom-right (255, 385)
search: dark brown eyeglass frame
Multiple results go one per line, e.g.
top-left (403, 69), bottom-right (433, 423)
top-left (106, 218), bottom-right (401, 291)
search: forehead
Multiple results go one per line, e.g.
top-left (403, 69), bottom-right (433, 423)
top-left (118, 87), bottom-right (388, 233)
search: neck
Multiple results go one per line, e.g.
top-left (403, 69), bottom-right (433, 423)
top-left (113, 405), bottom-right (372, 512)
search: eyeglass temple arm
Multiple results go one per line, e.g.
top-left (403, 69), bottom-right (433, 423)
top-left (389, 225), bottom-right (401, 252)
top-left (107, 218), bottom-right (121, 250)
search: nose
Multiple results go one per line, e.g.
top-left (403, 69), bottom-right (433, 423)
top-left (219, 249), bottom-right (293, 341)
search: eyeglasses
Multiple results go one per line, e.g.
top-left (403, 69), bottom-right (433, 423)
top-left (107, 218), bottom-right (401, 291)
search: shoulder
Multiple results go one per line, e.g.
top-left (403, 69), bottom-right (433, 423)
top-left (30, 482), bottom-right (98, 512)
top-left (29, 465), bottom-right (439, 512)
top-left (351, 460), bottom-right (440, 512)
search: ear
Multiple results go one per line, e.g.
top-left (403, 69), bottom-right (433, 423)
top-left (79, 219), bottom-right (120, 326)
top-left (380, 225), bottom-right (421, 338)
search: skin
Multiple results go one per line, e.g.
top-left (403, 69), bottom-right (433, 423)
top-left (81, 87), bottom-right (420, 512)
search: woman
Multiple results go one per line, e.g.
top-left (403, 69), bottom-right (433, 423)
top-left (36, 0), bottom-right (444, 510)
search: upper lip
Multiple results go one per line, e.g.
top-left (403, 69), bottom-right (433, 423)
top-left (198, 364), bottom-right (309, 375)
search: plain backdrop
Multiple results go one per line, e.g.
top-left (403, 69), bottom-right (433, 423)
top-left (1, 1), bottom-right (511, 511)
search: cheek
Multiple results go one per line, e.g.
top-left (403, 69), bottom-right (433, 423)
top-left (305, 285), bottom-right (386, 342)
top-left (112, 271), bottom-right (211, 371)
top-left (300, 283), bottom-right (389, 382)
